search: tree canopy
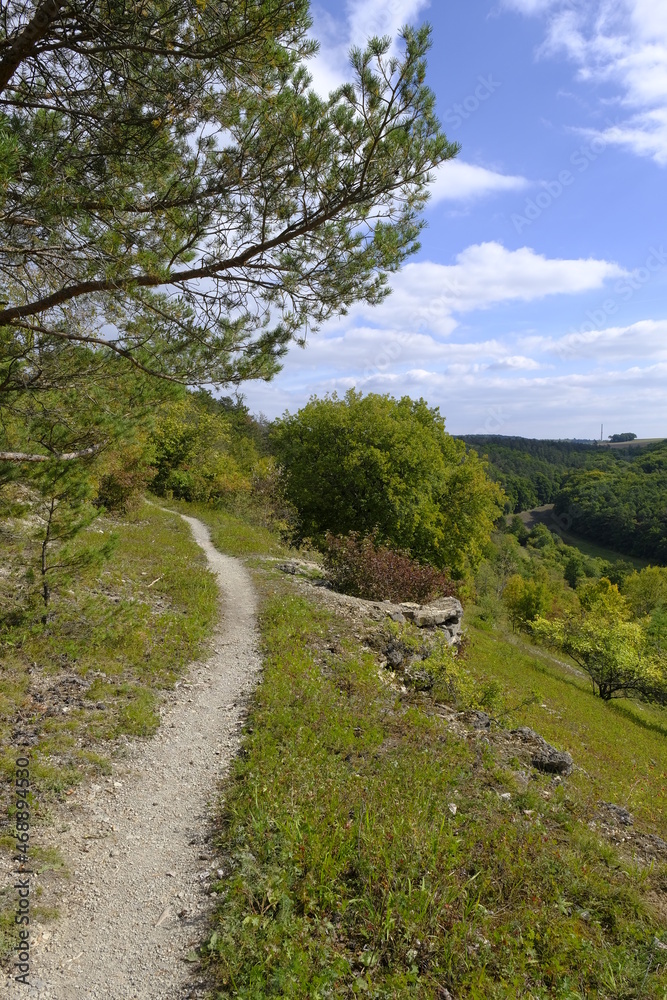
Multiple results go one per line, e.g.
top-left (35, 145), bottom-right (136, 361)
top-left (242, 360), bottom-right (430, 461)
top-left (555, 443), bottom-right (667, 561)
top-left (270, 390), bottom-right (505, 576)
top-left (532, 578), bottom-right (667, 703)
top-left (0, 1), bottom-right (455, 461)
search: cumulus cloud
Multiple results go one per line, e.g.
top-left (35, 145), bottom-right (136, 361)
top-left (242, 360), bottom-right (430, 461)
top-left (504, 0), bottom-right (667, 164)
top-left (244, 355), bottom-right (667, 436)
top-left (308, 0), bottom-right (430, 94)
top-left (237, 242), bottom-right (644, 433)
top-left (429, 161), bottom-right (528, 203)
top-left (537, 318), bottom-right (667, 361)
top-left (350, 242), bottom-right (626, 335)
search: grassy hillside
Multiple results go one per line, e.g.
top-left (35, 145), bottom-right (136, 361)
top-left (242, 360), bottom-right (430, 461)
top-left (466, 627), bottom-right (666, 833)
top-left (200, 514), bottom-right (667, 1000)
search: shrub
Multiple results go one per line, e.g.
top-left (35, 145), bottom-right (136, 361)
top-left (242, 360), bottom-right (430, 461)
top-left (270, 390), bottom-right (505, 576)
top-left (95, 447), bottom-right (155, 513)
top-left (502, 573), bottom-right (551, 631)
top-left (323, 532), bottom-right (457, 604)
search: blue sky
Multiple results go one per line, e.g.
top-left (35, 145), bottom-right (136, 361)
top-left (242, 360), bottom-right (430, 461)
top-left (241, 0), bottom-right (667, 439)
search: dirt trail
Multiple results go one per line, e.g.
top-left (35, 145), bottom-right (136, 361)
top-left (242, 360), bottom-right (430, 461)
top-left (3, 513), bottom-right (261, 999)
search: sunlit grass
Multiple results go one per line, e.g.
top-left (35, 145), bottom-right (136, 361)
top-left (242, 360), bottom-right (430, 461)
top-left (203, 580), bottom-right (667, 998)
top-left (466, 627), bottom-right (667, 834)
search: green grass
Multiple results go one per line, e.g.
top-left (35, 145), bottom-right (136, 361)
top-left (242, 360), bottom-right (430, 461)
top-left (0, 500), bottom-right (217, 958)
top-left (557, 530), bottom-right (649, 569)
top-left (160, 499), bottom-right (290, 559)
top-left (202, 576), bottom-right (667, 999)
top-left (465, 627), bottom-right (667, 836)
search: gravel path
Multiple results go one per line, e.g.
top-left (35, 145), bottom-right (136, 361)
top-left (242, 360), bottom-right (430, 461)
top-left (3, 513), bottom-right (261, 999)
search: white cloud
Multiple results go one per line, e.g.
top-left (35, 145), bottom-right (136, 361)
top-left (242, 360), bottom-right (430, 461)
top-left (538, 318), bottom-right (667, 360)
top-left (352, 242), bottom-right (626, 335)
top-left (238, 242), bottom-right (638, 431)
top-left (347, 0), bottom-right (430, 47)
top-left (429, 161), bottom-right (528, 203)
top-left (284, 325), bottom-right (539, 380)
top-left (504, 0), bottom-right (667, 164)
top-left (242, 356), bottom-right (667, 436)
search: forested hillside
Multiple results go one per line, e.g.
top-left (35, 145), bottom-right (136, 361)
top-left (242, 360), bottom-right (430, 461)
top-left (462, 434), bottom-right (667, 562)
top-left (556, 442), bottom-right (667, 561)
top-left (461, 435), bottom-right (611, 511)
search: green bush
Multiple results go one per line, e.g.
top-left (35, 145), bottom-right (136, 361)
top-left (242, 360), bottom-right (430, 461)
top-left (271, 390), bottom-right (504, 577)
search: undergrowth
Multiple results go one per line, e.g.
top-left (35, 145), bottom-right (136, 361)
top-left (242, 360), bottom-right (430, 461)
top-left (323, 532), bottom-right (457, 604)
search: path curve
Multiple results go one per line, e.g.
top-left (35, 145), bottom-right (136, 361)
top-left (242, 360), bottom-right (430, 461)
top-left (4, 513), bottom-right (261, 999)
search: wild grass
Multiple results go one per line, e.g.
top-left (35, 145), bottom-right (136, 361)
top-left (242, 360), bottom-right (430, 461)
top-left (202, 577), bottom-right (667, 998)
top-left (466, 627), bottom-right (667, 834)
top-left (159, 498), bottom-right (288, 559)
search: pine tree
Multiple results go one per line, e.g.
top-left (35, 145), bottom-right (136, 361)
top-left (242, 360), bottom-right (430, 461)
top-left (0, 2), bottom-right (456, 460)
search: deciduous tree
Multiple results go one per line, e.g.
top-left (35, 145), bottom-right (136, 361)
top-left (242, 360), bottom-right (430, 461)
top-left (532, 579), bottom-right (667, 703)
top-left (270, 390), bottom-right (504, 576)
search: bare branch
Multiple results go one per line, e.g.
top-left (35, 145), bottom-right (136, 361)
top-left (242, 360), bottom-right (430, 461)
top-left (0, 444), bottom-right (102, 462)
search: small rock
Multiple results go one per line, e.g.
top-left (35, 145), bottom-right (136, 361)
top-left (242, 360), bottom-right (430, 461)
top-left (403, 666), bottom-right (434, 691)
top-left (459, 710), bottom-right (491, 730)
top-left (599, 802), bottom-right (634, 826)
top-left (386, 648), bottom-right (404, 668)
top-left (448, 803), bottom-right (457, 816)
top-left (499, 792), bottom-right (511, 802)
top-left (510, 727), bottom-right (573, 776)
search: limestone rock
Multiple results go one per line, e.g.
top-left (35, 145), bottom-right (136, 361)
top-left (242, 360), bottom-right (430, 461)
top-left (510, 727), bottom-right (574, 776)
top-left (458, 710), bottom-right (491, 730)
top-left (598, 802), bottom-right (634, 827)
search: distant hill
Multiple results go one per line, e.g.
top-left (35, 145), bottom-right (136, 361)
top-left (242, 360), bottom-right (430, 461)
top-left (461, 435), bottom-right (667, 562)
top-left (459, 435), bottom-right (606, 512)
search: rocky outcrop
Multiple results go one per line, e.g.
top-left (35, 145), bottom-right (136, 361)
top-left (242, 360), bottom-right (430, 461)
top-left (386, 598), bottom-right (463, 645)
top-left (598, 802), bottom-right (634, 827)
top-left (509, 727), bottom-right (574, 776)
top-left (274, 559), bottom-right (464, 646)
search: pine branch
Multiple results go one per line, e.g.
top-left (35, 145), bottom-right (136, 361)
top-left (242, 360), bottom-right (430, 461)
top-left (0, 0), bottom-right (69, 94)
